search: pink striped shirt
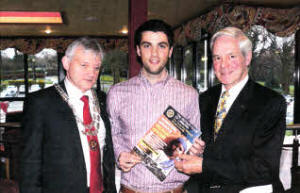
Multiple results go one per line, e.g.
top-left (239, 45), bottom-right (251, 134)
top-left (107, 72), bottom-right (200, 192)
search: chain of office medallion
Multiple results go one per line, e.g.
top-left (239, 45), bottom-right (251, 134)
top-left (54, 84), bottom-right (101, 136)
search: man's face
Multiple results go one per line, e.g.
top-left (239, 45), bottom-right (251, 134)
top-left (137, 31), bottom-right (173, 76)
top-left (62, 46), bottom-right (101, 92)
top-left (212, 35), bottom-right (251, 90)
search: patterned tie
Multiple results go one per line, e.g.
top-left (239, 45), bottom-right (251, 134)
top-left (81, 95), bottom-right (103, 193)
top-left (214, 91), bottom-right (229, 140)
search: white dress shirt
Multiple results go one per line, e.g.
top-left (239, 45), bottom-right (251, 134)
top-left (219, 75), bottom-right (249, 113)
top-left (64, 78), bottom-right (106, 187)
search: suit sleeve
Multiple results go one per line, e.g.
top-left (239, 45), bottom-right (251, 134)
top-left (199, 92), bottom-right (214, 145)
top-left (19, 94), bottom-right (44, 193)
top-left (98, 91), bottom-right (117, 193)
top-left (202, 95), bottom-right (286, 185)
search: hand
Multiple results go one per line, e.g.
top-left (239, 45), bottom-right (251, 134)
top-left (188, 138), bottom-right (205, 156)
top-left (118, 152), bottom-right (142, 172)
top-left (174, 154), bottom-right (203, 175)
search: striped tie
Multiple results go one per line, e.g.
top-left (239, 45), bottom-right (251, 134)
top-left (214, 91), bottom-right (229, 140)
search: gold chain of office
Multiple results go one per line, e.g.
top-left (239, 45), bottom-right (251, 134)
top-left (54, 84), bottom-right (101, 136)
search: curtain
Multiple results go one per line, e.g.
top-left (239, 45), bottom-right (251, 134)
top-left (1, 4), bottom-right (299, 51)
top-left (174, 4), bottom-right (300, 46)
top-left (0, 37), bottom-right (128, 54)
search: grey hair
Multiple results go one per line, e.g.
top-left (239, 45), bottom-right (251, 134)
top-left (210, 27), bottom-right (252, 57)
top-left (65, 37), bottom-right (104, 60)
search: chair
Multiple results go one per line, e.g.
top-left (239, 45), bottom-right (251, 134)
top-left (0, 122), bottom-right (21, 193)
top-left (0, 141), bottom-right (11, 179)
top-left (285, 124), bottom-right (300, 193)
top-left (1, 128), bottom-right (21, 180)
top-left (0, 178), bottom-right (19, 193)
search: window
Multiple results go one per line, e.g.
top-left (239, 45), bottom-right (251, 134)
top-left (100, 49), bottom-right (128, 92)
top-left (171, 34), bottom-right (217, 93)
top-left (248, 25), bottom-right (295, 125)
top-left (170, 46), bottom-right (183, 80)
top-left (0, 48), bottom-right (59, 113)
top-left (28, 49), bottom-right (59, 93)
top-left (170, 44), bottom-right (196, 86)
top-left (195, 39), bottom-right (218, 93)
top-left (0, 48), bottom-right (25, 113)
top-left (180, 45), bottom-right (196, 87)
top-left (0, 48), bottom-right (24, 98)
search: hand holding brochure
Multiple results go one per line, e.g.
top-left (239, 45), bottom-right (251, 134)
top-left (133, 105), bottom-right (201, 181)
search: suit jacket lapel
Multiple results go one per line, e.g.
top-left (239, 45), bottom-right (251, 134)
top-left (98, 92), bottom-right (106, 122)
top-left (211, 86), bottom-right (222, 116)
top-left (98, 91), bottom-right (111, 146)
top-left (55, 82), bottom-right (76, 122)
top-left (204, 85), bottom-right (222, 143)
top-left (216, 80), bottom-right (252, 141)
top-left (57, 81), bottom-right (87, 175)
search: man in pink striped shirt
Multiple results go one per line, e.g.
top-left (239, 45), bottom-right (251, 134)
top-left (107, 19), bottom-right (203, 193)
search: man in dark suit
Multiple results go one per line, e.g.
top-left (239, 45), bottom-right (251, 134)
top-left (175, 27), bottom-right (286, 193)
top-left (20, 37), bottom-right (116, 193)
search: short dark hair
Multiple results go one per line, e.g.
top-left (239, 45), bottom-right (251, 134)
top-left (134, 19), bottom-right (174, 48)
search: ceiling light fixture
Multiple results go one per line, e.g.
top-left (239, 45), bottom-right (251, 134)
top-left (0, 11), bottom-right (63, 24)
top-left (120, 26), bottom-right (128, 34)
top-left (45, 26), bottom-right (52, 34)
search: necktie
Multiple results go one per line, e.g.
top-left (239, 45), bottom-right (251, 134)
top-left (81, 95), bottom-right (103, 193)
top-left (214, 91), bottom-right (229, 140)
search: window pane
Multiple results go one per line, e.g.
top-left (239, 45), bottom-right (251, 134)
top-left (28, 48), bottom-right (58, 93)
top-left (182, 45), bottom-right (194, 86)
top-left (0, 48), bottom-right (25, 98)
top-left (100, 49), bottom-right (128, 92)
top-left (248, 25), bottom-right (295, 125)
top-left (7, 101), bottom-right (24, 113)
top-left (195, 40), bottom-right (209, 93)
top-left (172, 46), bottom-right (183, 80)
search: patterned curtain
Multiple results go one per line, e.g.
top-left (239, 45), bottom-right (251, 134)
top-left (1, 4), bottom-right (299, 51)
top-left (174, 4), bottom-right (300, 46)
top-left (0, 37), bottom-right (128, 54)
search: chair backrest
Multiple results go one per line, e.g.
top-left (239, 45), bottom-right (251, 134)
top-left (0, 179), bottom-right (19, 193)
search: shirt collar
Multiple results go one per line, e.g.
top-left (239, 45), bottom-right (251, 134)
top-left (138, 69), bottom-right (171, 86)
top-left (221, 75), bottom-right (249, 97)
top-left (64, 78), bottom-right (93, 100)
